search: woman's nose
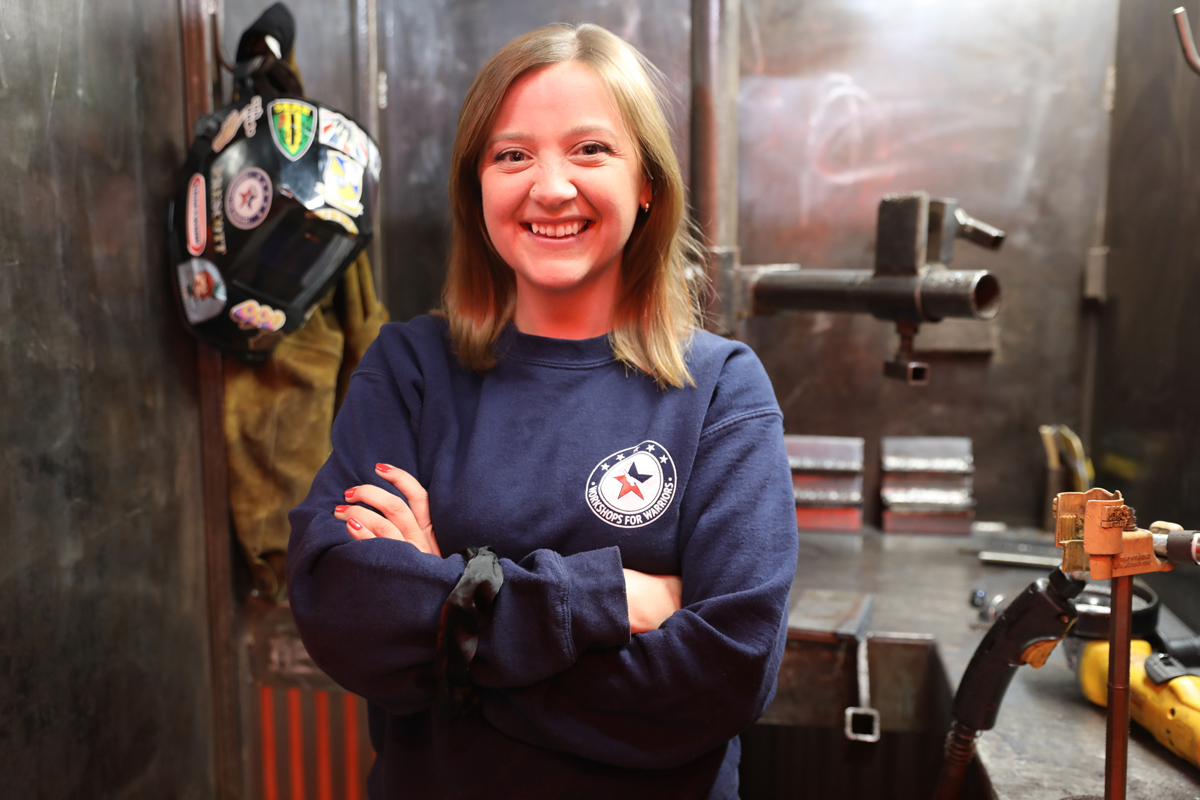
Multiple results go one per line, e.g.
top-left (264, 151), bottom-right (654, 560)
top-left (530, 162), bottom-right (578, 207)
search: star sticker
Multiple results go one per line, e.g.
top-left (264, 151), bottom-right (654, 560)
top-left (614, 474), bottom-right (644, 501)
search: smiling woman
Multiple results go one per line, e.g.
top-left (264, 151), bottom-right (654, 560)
top-left (287, 23), bottom-right (799, 800)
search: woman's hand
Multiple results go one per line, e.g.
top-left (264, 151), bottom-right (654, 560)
top-left (623, 569), bottom-right (682, 634)
top-left (333, 463), bottom-right (442, 557)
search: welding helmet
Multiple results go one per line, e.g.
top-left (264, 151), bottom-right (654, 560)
top-left (168, 92), bottom-right (380, 360)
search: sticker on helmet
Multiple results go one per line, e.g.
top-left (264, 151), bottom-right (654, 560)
top-left (313, 207), bottom-right (359, 236)
top-left (225, 167), bottom-right (273, 230)
top-left (212, 95), bottom-right (264, 153)
top-left (322, 152), bottom-right (365, 216)
top-left (177, 258), bottom-right (227, 324)
top-left (185, 173), bottom-right (207, 256)
top-left (229, 299), bottom-right (286, 332)
top-left (269, 99), bottom-right (316, 161)
top-left (318, 108), bottom-right (370, 166)
top-left (210, 165), bottom-right (227, 254)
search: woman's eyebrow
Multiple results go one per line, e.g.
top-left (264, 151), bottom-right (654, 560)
top-left (486, 125), bottom-right (620, 148)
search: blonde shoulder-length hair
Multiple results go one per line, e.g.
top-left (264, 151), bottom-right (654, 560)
top-left (441, 23), bottom-right (703, 388)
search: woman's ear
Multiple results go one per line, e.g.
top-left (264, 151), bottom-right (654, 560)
top-left (638, 173), bottom-right (653, 211)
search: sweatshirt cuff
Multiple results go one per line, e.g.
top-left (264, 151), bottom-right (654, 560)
top-left (562, 546), bottom-right (631, 654)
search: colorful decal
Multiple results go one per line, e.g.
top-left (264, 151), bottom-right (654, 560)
top-left (225, 167), bottom-right (273, 230)
top-left (313, 207), bottom-right (359, 236)
top-left (268, 99), bottom-right (317, 161)
top-left (211, 95), bottom-right (264, 152)
top-left (177, 258), bottom-right (227, 324)
top-left (322, 152), bottom-right (364, 216)
top-left (210, 165), bottom-right (227, 254)
top-left (584, 441), bottom-right (678, 529)
top-left (185, 173), bottom-right (207, 256)
top-left (229, 299), bottom-right (286, 332)
top-left (318, 107), bottom-right (370, 166)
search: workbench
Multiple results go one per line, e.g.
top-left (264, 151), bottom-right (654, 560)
top-left (755, 530), bottom-right (1200, 800)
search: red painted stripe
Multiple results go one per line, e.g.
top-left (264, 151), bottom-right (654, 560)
top-left (287, 688), bottom-right (306, 800)
top-left (315, 691), bottom-right (333, 800)
top-left (260, 686), bottom-right (278, 800)
top-left (343, 693), bottom-right (361, 800)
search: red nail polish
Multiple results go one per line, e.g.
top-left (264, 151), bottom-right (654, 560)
top-left (347, 518), bottom-right (363, 531)
top-left (376, 463), bottom-right (392, 473)
top-left (344, 487), bottom-right (357, 499)
top-left (335, 505), bottom-right (349, 514)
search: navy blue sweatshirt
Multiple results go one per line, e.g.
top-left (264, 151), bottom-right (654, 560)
top-left (288, 316), bottom-right (798, 799)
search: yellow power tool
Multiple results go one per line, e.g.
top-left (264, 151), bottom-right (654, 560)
top-left (1079, 638), bottom-right (1200, 769)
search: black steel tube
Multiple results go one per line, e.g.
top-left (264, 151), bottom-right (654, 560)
top-left (1106, 576), bottom-right (1133, 800)
top-left (748, 268), bottom-right (1000, 322)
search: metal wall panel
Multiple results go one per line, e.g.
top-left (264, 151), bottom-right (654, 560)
top-left (737, 0), bottom-right (1119, 524)
top-left (0, 0), bottom-right (214, 797)
top-left (375, 0), bottom-right (692, 322)
top-left (1094, 0), bottom-right (1200, 626)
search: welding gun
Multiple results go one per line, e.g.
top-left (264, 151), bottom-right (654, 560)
top-left (932, 567), bottom-right (1086, 800)
top-left (1078, 639), bottom-right (1200, 770)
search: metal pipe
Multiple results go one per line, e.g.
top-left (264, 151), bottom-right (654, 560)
top-left (691, 0), bottom-right (740, 334)
top-left (746, 268), bottom-right (1000, 322)
top-left (1106, 575), bottom-right (1133, 800)
top-left (1175, 8), bottom-right (1200, 77)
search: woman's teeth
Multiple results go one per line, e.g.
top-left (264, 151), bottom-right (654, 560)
top-left (530, 221), bottom-right (585, 238)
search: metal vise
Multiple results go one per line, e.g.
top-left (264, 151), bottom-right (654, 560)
top-left (735, 192), bottom-right (1005, 385)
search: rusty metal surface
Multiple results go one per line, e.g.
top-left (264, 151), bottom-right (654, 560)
top-left (738, 0), bottom-right (1119, 526)
top-left (374, 0), bottom-right (692, 321)
top-left (787, 531), bottom-right (1200, 799)
top-left (0, 1), bottom-right (213, 797)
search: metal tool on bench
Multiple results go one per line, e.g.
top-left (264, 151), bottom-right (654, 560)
top-left (845, 631), bottom-right (881, 742)
top-left (785, 589), bottom-right (881, 743)
top-left (729, 192), bottom-right (1005, 384)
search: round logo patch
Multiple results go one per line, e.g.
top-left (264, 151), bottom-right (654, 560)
top-left (225, 167), bottom-right (272, 230)
top-left (585, 441), bottom-right (677, 529)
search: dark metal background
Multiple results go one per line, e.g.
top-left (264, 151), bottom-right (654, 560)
top-left (738, 0), bottom-right (1119, 525)
top-left (1094, 0), bottom-right (1200, 629)
top-left (0, 0), bottom-right (214, 796)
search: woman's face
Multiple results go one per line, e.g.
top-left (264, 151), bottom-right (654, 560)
top-left (479, 62), bottom-right (652, 308)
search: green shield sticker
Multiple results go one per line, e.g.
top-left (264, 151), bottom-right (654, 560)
top-left (269, 100), bottom-right (316, 161)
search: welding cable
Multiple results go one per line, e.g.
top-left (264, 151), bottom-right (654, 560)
top-left (435, 546), bottom-right (504, 720)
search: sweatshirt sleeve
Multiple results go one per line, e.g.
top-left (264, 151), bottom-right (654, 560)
top-left (287, 335), bottom-right (631, 716)
top-left (475, 356), bottom-right (799, 769)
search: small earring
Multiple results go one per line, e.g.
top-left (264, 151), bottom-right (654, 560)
top-left (642, 202), bottom-right (651, 212)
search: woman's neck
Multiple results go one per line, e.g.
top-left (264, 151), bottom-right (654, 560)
top-left (512, 270), bottom-right (619, 340)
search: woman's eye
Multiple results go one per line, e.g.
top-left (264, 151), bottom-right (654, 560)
top-left (578, 143), bottom-right (610, 157)
top-left (495, 150), bottom-right (527, 163)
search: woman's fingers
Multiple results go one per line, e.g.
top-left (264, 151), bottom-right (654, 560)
top-left (375, 464), bottom-right (431, 528)
top-left (341, 480), bottom-right (442, 557)
top-left (333, 504), bottom-right (405, 542)
top-left (345, 484), bottom-right (422, 538)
